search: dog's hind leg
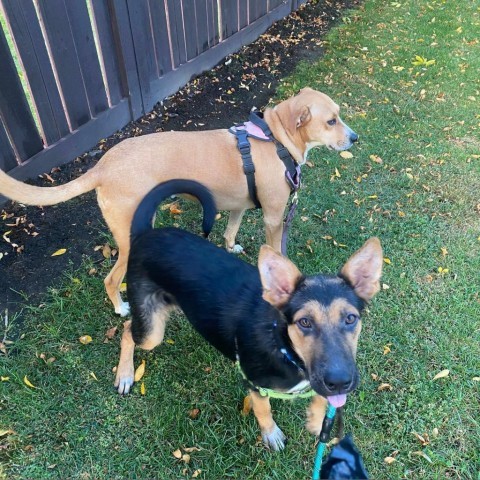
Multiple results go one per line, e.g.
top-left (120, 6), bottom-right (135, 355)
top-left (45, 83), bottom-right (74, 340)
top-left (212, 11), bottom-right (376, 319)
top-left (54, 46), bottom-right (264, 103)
top-left (224, 209), bottom-right (246, 253)
top-left (250, 391), bottom-right (286, 450)
top-left (306, 394), bottom-right (328, 436)
top-left (115, 294), bottom-right (171, 394)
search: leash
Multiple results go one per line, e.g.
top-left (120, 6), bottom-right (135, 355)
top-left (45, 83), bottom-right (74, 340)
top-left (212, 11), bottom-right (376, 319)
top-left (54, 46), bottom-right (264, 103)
top-left (281, 191), bottom-right (298, 256)
top-left (312, 403), bottom-right (337, 480)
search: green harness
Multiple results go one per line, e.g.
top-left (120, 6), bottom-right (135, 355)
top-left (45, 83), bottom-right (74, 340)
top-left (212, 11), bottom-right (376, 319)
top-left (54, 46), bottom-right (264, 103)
top-left (235, 361), bottom-right (316, 400)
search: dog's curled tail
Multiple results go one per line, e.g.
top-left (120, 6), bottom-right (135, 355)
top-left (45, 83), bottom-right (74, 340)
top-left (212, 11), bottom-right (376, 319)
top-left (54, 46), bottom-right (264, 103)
top-left (130, 179), bottom-right (217, 240)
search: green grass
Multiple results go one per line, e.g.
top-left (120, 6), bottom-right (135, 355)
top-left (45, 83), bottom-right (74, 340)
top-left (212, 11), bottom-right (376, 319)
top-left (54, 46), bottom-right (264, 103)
top-left (1, 0), bottom-right (480, 478)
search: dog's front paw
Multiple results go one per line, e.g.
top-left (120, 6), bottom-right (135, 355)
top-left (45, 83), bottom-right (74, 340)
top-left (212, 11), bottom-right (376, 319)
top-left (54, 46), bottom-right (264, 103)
top-left (114, 366), bottom-right (134, 395)
top-left (115, 301), bottom-right (130, 317)
top-left (262, 423), bottom-right (287, 451)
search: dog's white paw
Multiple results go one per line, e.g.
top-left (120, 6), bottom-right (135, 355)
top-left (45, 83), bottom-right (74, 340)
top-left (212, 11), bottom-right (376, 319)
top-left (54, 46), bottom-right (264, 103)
top-left (262, 424), bottom-right (287, 451)
top-left (232, 244), bottom-right (244, 254)
top-left (115, 301), bottom-right (130, 317)
top-left (115, 369), bottom-right (134, 395)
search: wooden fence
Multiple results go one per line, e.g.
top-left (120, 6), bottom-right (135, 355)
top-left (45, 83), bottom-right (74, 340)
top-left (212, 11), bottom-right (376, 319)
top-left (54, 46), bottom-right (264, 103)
top-left (0, 0), bottom-right (306, 182)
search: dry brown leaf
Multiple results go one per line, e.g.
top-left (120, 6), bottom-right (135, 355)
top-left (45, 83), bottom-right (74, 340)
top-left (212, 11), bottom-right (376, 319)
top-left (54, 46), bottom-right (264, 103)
top-left (340, 151), bottom-right (353, 159)
top-left (51, 248), bottom-right (67, 257)
top-left (119, 282), bottom-right (127, 292)
top-left (184, 447), bottom-right (201, 453)
top-left (384, 456), bottom-right (396, 464)
top-left (134, 360), bottom-right (146, 382)
top-left (102, 244), bottom-right (112, 259)
top-left (413, 432), bottom-right (429, 446)
top-left (371, 373), bottom-right (379, 381)
top-left (411, 450), bottom-right (432, 463)
top-left (377, 383), bottom-right (393, 392)
top-left (172, 449), bottom-right (182, 459)
top-left (433, 369), bottom-right (449, 380)
top-left (105, 326), bottom-right (118, 339)
top-left (181, 454), bottom-right (191, 464)
top-left (79, 335), bottom-right (93, 345)
top-left (0, 429), bottom-right (14, 437)
top-left (188, 408), bottom-right (200, 419)
top-left (170, 204), bottom-right (183, 215)
top-left (192, 469), bottom-right (202, 478)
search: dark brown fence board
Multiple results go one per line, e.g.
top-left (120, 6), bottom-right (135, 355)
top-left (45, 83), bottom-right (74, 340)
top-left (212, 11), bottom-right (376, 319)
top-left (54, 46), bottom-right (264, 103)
top-left (0, 26), bottom-right (43, 162)
top-left (1, 0), bottom-right (69, 145)
top-left (194, 0), bottom-right (209, 54)
top-left (0, 123), bottom-right (18, 171)
top-left (166, 0), bottom-right (187, 67)
top-left (89, 0), bottom-right (124, 106)
top-left (148, 0), bottom-right (173, 76)
top-left (7, 99), bottom-right (132, 181)
top-left (182, 0), bottom-right (199, 60)
top-left (37, 0), bottom-right (91, 130)
top-left (109, 0), bottom-right (143, 119)
top-left (65, 1), bottom-right (108, 117)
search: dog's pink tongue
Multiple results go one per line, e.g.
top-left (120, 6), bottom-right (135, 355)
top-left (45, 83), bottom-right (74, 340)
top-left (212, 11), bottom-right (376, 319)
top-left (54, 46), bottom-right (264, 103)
top-left (327, 394), bottom-right (347, 408)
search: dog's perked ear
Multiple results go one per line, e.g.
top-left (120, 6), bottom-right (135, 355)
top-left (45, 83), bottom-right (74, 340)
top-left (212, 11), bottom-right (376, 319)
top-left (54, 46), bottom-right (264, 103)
top-left (340, 237), bottom-right (383, 301)
top-left (258, 245), bottom-right (302, 307)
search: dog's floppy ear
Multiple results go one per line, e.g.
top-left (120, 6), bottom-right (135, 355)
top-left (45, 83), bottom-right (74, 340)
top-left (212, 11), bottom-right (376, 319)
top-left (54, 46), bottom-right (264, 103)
top-left (340, 237), bottom-right (383, 301)
top-left (275, 98), bottom-right (312, 136)
top-left (258, 245), bottom-right (302, 307)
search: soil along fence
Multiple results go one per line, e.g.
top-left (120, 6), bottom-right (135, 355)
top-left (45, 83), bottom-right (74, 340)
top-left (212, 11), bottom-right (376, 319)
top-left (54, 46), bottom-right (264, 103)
top-left (0, 0), bottom-right (306, 182)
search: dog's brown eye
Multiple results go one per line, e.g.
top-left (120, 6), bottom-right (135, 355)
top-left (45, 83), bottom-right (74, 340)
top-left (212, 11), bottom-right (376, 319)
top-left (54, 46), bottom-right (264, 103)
top-left (346, 314), bottom-right (359, 325)
top-left (297, 318), bottom-right (312, 329)
top-left (327, 118), bottom-right (337, 126)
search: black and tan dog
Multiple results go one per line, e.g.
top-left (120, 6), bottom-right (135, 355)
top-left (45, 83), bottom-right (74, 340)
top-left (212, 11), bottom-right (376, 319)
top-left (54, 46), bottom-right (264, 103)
top-left (115, 179), bottom-right (382, 450)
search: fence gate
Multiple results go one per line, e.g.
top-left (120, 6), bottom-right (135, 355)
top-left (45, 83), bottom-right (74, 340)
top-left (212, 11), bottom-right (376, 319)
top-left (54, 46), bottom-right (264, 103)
top-left (0, 0), bottom-right (306, 183)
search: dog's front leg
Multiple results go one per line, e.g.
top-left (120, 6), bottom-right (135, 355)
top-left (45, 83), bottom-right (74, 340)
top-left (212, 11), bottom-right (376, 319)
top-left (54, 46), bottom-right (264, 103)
top-left (250, 390), bottom-right (286, 450)
top-left (114, 320), bottom-right (136, 395)
top-left (306, 394), bottom-right (328, 436)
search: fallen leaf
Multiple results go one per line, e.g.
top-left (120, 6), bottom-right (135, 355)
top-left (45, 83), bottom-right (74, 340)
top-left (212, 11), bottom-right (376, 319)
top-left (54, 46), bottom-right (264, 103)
top-left (166, 339), bottom-right (175, 345)
top-left (102, 244), bottom-right (112, 259)
top-left (383, 345), bottom-right (391, 355)
top-left (371, 373), bottom-right (379, 381)
top-left (88, 267), bottom-right (97, 276)
top-left (79, 335), bottom-right (93, 345)
top-left (440, 247), bottom-right (448, 256)
top-left (119, 282), bottom-right (127, 292)
top-left (189, 408), bottom-right (200, 419)
top-left (370, 155), bottom-right (383, 164)
top-left (433, 369), bottom-right (449, 380)
top-left (384, 456), bottom-right (396, 464)
top-left (134, 360), bottom-right (146, 382)
top-left (382, 283), bottom-right (390, 290)
top-left (377, 383), bottom-right (393, 392)
top-left (170, 204), bottom-right (183, 215)
top-left (182, 454), bottom-right (191, 464)
top-left (215, 213), bottom-right (222, 220)
top-left (383, 257), bottom-right (392, 265)
top-left (1, 376), bottom-right (9, 381)
top-left (23, 375), bottom-right (37, 389)
top-left (105, 326), bottom-right (118, 339)
top-left (192, 469), bottom-right (202, 478)
top-left (340, 151), bottom-right (353, 159)
top-left (90, 372), bottom-right (98, 381)
top-left (184, 447), bottom-right (201, 453)
top-left (51, 248), bottom-right (67, 257)
top-left (140, 381), bottom-right (146, 395)
top-left (0, 429), bottom-right (14, 437)
top-left (473, 377), bottom-right (480, 382)
top-left (413, 432), bottom-right (429, 446)
top-left (173, 449), bottom-right (182, 459)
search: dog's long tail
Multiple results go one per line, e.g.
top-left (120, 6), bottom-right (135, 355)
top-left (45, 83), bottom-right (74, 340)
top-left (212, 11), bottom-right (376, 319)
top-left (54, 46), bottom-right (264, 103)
top-left (0, 167), bottom-right (99, 206)
top-left (130, 179), bottom-right (217, 240)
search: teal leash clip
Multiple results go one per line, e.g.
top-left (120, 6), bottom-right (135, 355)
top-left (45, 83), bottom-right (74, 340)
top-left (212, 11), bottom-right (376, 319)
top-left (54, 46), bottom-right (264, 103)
top-left (312, 403), bottom-right (337, 480)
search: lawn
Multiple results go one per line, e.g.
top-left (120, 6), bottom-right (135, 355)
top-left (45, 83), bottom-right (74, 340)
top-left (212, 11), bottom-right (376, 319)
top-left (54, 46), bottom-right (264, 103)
top-left (1, 0), bottom-right (479, 478)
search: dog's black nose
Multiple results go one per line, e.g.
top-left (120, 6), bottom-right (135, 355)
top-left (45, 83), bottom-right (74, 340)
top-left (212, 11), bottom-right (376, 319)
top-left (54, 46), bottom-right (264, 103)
top-left (324, 368), bottom-right (352, 393)
top-left (350, 132), bottom-right (359, 143)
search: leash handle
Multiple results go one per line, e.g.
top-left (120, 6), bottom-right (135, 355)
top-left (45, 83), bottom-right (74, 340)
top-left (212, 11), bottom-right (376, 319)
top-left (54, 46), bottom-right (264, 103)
top-left (312, 404), bottom-right (336, 480)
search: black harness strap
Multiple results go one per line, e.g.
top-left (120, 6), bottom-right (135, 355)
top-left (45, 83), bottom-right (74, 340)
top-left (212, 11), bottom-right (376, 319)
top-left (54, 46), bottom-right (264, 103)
top-left (232, 125), bottom-right (262, 209)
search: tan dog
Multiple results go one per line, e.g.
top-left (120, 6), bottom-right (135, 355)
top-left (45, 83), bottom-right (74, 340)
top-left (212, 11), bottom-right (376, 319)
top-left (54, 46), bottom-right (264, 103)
top-left (0, 88), bottom-right (358, 316)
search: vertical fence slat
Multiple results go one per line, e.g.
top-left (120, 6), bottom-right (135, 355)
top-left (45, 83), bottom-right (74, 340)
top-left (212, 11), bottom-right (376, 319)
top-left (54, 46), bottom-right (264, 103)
top-left (238, 0), bottom-right (248, 29)
top-left (194, 0), bottom-right (209, 54)
top-left (0, 26), bottom-right (43, 163)
top-left (182, 0), bottom-right (198, 60)
top-left (64, 1), bottom-right (108, 116)
top-left (0, 122), bottom-right (18, 171)
top-left (148, 0), bottom-right (172, 76)
top-left (166, 0), bottom-right (187, 67)
top-left (37, 0), bottom-right (91, 130)
top-left (1, 0), bottom-right (69, 145)
top-left (89, 0), bottom-right (124, 106)
top-left (206, 0), bottom-right (219, 47)
top-left (221, 0), bottom-right (239, 39)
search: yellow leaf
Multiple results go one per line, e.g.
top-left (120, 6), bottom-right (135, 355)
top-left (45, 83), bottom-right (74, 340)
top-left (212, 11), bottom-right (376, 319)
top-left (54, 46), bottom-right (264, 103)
top-left (1, 376), bottom-right (9, 381)
top-left (368, 195), bottom-right (378, 199)
top-left (433, 369), bottom-right (449, 380)
top-left (134, 360), bottom-right (146, 382)
top-left (377, 383), bottom-right (393, 391)
top-left (119, 282), bottom-right (127, 292)
top-left (383, 257), bottom-right (392, 265)
top-left (172, 449), bottom-right (182, 459)
top-left (140, 381), bottom-right (146, 395)
top-left (340, 151), bottom-right (353, 159)
top-left (90, 372), bottom-right (98, 381)
top-left (384, 456), bottom-right (396, 464)
top-left (182, 453), bottom-right (191, 464)
top-left (23, 375), bottom-right (36, 389)
top-left (79, 335), bottom-right (93, 345)
top-left (192, 469), bottom-right (202, 478)
top-left (51, 248), bottom-right (67, 257)
top-left (440, 247), bottom-right (448, 256)
top-left (102, 244), bottom-right (112, 259)
top-left (166, 339), bottom-right (175, 345)
top-left (0, 429), bottom-right (14, 437)
top-left (472, 377), bottom-right (480, 382)
top-left (383, 345), bottom-right (391, 355)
